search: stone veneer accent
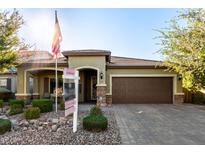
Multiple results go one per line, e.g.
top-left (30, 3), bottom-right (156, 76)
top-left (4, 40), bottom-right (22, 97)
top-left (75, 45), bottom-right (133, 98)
top-left (96, 85), bottom-right (106, 107)
top-left (174, 94), bottom-right (184, 104)
top-left (106, 94), bottom-right (112, 107)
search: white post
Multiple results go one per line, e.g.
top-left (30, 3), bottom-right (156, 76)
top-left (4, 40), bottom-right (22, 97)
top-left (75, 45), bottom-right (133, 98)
top-left (55, 57), bottom-right (58, 113)
top-left (73, 70), bottom-right (79, 133)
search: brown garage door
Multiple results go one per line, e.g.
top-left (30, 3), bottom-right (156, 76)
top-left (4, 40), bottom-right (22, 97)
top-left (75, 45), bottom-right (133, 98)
top-left (112, 77), bottom-right (173, 104)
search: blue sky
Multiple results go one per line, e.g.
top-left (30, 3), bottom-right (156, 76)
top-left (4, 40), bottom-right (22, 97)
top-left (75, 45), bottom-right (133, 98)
top-left (16, 8), bottom-right (179, 60)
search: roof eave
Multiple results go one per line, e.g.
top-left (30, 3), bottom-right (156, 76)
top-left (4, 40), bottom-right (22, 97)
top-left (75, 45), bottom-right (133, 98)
top-left (107, 65), bottom-right (167, 69)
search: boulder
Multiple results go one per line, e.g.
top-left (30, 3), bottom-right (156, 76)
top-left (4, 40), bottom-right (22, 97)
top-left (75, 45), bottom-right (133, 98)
top-left (6, 109), bottom-right (10, 115)
top-left (29, 119), bottom-right (38, 124)
top-left (38, 126), bottom-right (43, 131)
top-left (57, 128), bottom-right (61, 132)
top-left (59, 117), bottom-right (66, 124)
top-left (52, 118), bottom-right (59, 124)
top-left (20, 120), bottom-right (29, 127)
top-left (51, 125), bottom-right (58, 132)
top-left (43, 122), bottom-right (48, 125)
top-left (23, 127), bottom-right (28, 131)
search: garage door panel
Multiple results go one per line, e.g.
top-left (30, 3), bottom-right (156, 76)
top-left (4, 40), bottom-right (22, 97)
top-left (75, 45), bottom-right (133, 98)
top-left (112, 77), bottom-right (173, 104)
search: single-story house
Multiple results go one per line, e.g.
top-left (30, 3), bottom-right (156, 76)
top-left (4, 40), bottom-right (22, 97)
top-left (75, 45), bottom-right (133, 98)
top-left (0, 70), bottom-right (17, 101)
top-left (15, 49), bottom-right (184, 106)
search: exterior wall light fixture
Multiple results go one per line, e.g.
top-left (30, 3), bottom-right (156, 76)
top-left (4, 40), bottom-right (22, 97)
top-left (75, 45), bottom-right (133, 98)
top-left (100, 72), bottom-right (103, 80)
top-left (178, 74), bottom-right (182, 81)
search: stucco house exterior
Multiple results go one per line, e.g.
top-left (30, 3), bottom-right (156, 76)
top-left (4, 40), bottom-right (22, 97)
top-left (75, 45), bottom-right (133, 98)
top-left (0, 70), bottom-right (17, 101)
top-left (15, 49), bottom-right (184, 106)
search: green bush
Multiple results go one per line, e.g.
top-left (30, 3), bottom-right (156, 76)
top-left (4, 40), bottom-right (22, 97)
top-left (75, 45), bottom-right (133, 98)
top-left (0, 119), bottom-right (11, 135)
top-left (9, 99), bottom-right (24, 107)
top-left (0, 100), bottom-right (3, 108)
top-left (90, 106), bottom-right (103, 116)
top-left (32, 99), bottom-right (53, 113)
top-left (60, 101), bottom-right (65, 110)
top-left (192, 92), bottom-right (205, 104)
top-left (9, 104), bottom-right (23, 116)
top-left (24, 107), bottom-right (40, 120)
top-left (83, 115), bottom-right (108, 131)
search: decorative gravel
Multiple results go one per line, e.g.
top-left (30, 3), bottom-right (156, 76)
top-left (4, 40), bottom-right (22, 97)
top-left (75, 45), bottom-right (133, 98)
top-left (0, 106), bottom-right (121, 145)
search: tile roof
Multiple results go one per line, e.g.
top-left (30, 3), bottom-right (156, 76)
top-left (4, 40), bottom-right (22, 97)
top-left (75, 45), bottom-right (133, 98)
top-left (62, 49), bottom-right (111, 57)
top-left (18, 50), bottom-right (67, 64)
top-left (17, 50), bottom-right (163, 68)
top-left (108, 56), bottom-right (163, 68)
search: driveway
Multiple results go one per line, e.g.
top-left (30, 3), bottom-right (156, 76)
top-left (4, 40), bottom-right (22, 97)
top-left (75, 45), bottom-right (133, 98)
top-left (113, 104), bottom-right (205, 144)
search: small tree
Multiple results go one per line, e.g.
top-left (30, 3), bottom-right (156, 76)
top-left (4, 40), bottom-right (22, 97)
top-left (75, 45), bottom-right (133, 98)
top-left (0, 9), bottom-right (28, 72)
top-left (157, 9), bottom-right (205, 92)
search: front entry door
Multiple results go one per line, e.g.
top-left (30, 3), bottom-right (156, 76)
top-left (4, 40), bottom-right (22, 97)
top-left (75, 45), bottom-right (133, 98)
top-left (91, 76), bottom-right (97, 100)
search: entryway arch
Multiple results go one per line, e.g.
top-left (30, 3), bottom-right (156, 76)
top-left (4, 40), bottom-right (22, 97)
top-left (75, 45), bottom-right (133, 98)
top-left (75, 66), bottom-right (99, 103)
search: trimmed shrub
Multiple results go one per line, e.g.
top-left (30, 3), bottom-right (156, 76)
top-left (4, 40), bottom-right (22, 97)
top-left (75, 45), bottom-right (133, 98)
top-left (192, 92), bottom-right (205, 104)
top-left (9, 99), bottom-right (24, 107)
top-left (32, 99), bottom-right (53, 113)
top-left (0, 119), bottom-right (11, 135)
top-left (60, 101), bottom-right (65, 110)
top-left (0, 100), bottom-right (3, 108)
top-left (9, 104), bottom-right (23, 116)
top-left (83, 115), bottom-right (108, 131)
top-left (24, 107), bottom-right (40, 120)
top-left (90, 106), bottom-right (103, 116)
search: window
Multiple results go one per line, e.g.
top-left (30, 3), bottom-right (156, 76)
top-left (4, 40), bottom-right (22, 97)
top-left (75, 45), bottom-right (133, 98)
top-left (50, 78), bottom-right (63, 93)
top-left (29, 77), bottom-right (34, 93)
top-left (0, 79), bottom-right (7, 87)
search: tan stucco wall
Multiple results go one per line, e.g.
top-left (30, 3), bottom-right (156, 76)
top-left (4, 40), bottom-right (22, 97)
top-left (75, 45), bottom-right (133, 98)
top-left (16, 66), bottom-right (24, 94)
top-left (16, 65), bottom-right (64, 95)
top-left (68, 56), bottom-right (106, 84)
top-left (106, 68), bottom-right (183, 94)
top-left (16, 56), bottom-right (183, 101)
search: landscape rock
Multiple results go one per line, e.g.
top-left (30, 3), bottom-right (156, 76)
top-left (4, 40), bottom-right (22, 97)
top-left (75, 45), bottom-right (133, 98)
top-left (29, 119), bottom-right (38, 124)
top-left (59, 117), bottom-right (66, 122)
top-left (51, 125), bottom-right (58, 132)
top-left (23, 127), bottom-right (28, 131)
top-left (38, 126), bottom-right (43, 131)
top-left (20, 120), bottom-right (29, 127)
top-left (12, 126), bottom-right (20, 131)
top-left (6, 109), bottom-right (10, 115)
top-left (52, 118), bottom-right (59, 124)
top-left (0, 107), bottom-right (121, 145)
top-left (43, 122), bottom-right (48, 125)
top-left (57, 128), bottom-right (61, 132)
top-left (0, 115), bottom-right (8, 119)
top-left (47, 118), bottom-right (52, 122)
top-left (10, 119), bottom-right (18, 126)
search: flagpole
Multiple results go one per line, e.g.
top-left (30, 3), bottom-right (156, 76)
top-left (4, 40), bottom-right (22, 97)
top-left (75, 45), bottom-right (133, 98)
top-left (55, 56), bottom-right (58, 112)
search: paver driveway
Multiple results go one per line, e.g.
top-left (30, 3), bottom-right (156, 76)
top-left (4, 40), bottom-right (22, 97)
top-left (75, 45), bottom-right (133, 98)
top-left (113, 104), bottom-right (205, 144)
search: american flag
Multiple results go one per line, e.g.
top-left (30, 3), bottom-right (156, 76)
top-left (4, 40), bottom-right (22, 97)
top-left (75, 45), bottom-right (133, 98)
top-left (52, 11), bottom-right (62, 58)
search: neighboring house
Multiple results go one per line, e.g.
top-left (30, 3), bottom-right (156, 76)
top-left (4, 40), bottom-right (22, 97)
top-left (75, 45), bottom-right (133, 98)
top-left (0, 71), bottom-right (17, 101)
top-left (15, 50), bottom-right (184, 106)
